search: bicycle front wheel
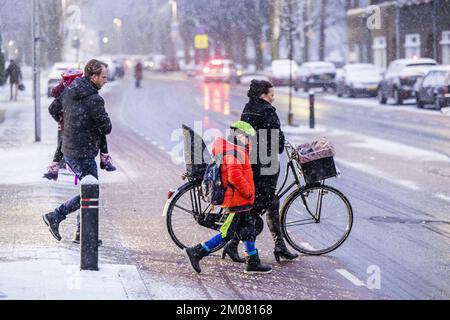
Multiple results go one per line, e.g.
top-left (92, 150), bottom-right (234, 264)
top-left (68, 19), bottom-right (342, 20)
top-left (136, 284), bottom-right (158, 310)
top-left (281, 184), bottom-right (353, 255)
top-left (166, 181), bottom-right (226, 253)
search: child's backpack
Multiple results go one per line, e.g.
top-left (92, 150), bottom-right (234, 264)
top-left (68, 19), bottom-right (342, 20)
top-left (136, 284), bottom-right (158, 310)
top-left (202, 150), bottom-right (242, 205)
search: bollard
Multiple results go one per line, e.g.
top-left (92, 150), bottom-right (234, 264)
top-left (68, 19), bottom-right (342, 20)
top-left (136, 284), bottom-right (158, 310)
top-left (80, 175), bottom-right (99, 271)
top-left (309, 91), bottom-right (315, 129)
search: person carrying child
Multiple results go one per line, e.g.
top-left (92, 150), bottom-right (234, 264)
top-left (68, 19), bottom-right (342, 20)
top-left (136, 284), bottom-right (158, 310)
top-left (43, 67), bottom-right (116, 181)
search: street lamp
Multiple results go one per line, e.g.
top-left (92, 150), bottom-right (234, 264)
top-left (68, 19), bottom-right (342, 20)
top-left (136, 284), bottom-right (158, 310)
top-left (103, 37), bottom-right (109, 44)
top-left (113, 18), bottom-right (123, 54)
top-left (8, 40), bottom-right (14, 47)
top-left (113, 18), bottom-right (122, 28)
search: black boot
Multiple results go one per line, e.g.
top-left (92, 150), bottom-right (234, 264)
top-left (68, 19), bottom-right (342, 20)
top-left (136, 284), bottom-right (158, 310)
top-left (244, 250), bottom-right (272, 274)
top-left (183, 244), bottom-right (210, 274)
top-left (266, 208), bottom-right (299, 262)
top-left (222, 237), bottom-right (245, 263)
top-left (274, 239), bottom-right (299, 262)
top-left (73, 228), bottom-right (103, 246)
top-left (42, 212), bottom-right (65, 241)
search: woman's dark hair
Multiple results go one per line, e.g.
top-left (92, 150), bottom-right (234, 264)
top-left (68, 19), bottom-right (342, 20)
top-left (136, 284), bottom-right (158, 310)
top-left (247, 79), bottom-right (273, 100)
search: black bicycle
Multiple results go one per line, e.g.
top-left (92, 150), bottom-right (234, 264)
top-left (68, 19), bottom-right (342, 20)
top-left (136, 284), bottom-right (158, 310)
top-left (164, 140), bottom-right (353, 256)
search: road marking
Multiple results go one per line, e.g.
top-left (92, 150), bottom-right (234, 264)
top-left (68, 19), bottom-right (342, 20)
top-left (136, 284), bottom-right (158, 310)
top-left (336, 158), bottom-right (421, 191)
top-left (332, 128), bottom-right (450, 163)
top-left (299, 242), bottom-right (317, 251)
top-left (336, 269), bottom-right (366, 287)
top-left (158, 146), bottom-right (165, 151)
top-left (435, 194), bottom-right (450, 203)
top-left (151, 141), bottom-right (158, 146)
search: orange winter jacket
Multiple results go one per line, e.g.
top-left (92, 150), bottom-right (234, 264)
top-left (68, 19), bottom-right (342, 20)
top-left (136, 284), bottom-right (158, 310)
top-left (212, 137), bottom-right (255, 212)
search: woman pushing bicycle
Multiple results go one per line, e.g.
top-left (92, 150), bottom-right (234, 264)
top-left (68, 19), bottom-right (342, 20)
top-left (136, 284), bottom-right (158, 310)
top-left (222, 80), bottom-right (299, 263)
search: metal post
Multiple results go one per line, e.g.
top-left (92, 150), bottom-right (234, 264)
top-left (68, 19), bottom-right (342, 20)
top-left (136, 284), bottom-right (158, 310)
top-left (309, 91), bottom-right (315, 129)
top-left (288, 0), bottom-right (294, 126)
top-left (32, 0), bottom-right (41, 142)
top-left (80, 175), bottom-right (99, 271)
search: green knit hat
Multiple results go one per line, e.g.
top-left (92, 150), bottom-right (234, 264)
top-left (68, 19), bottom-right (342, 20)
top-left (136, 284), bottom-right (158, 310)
top-left (230, 121), bottom-right (256, 137)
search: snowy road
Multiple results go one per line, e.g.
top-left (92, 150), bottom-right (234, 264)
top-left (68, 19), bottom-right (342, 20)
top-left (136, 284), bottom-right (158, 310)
top-left (1, 70), bottom-right (448, 299)
top-left (100, 72), bottom-right (449, 299)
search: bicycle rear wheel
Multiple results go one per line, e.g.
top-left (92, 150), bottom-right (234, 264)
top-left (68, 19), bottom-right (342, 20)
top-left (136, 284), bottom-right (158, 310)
top-left (166, 181), bottom-right (226, 253)
top-left (281, 184), bottom-right (353, 255)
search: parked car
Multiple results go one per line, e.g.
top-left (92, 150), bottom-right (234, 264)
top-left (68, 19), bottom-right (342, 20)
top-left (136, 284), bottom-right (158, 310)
top-left (377, 58), bottom-right (437, 105)
top-left (336, 63), bottom-right (383, 98)
top-left (415, 65), bottom-right (450, 110)
top-left (203, 59), bottom-right (242, 83)
top-left (267, 59), bottom-right (299, 86)
top-left (295, 61), bottom-right (336, 92)
top-left (47, 62), bottom-right (82, 97)
top-left (160, 57), bottom-right (180, 72)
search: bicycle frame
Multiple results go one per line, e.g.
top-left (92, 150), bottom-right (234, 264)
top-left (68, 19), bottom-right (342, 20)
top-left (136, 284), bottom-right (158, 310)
top-left (277, 143), bottom-right (324, 224)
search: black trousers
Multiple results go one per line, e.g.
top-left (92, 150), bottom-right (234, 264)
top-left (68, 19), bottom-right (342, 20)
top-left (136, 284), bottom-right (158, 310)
top-left (220, 212), bottom-right (257, 243)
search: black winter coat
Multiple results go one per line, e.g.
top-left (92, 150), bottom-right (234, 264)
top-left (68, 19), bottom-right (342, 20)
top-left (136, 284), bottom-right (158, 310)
top-left (61, 76), bottom-right (112, 159)
top-left (241, 98), bottom-right (285, 210)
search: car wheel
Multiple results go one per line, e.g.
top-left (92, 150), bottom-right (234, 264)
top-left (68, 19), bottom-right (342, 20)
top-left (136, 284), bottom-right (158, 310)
top-left (394, 88), bottom-right (403, 105)
top-left (378, 89), bottom-right (387, 104)
top-left (416, 97), bottom-right (424, 109)
top-left (435, 98), bottom-right (443, 110)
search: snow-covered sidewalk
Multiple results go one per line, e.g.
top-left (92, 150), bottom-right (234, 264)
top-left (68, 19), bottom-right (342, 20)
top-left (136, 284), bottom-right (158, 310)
top-left (0, 247), bottom-right (149, 300)
top-left (0, 73), bottom-right (151, 300)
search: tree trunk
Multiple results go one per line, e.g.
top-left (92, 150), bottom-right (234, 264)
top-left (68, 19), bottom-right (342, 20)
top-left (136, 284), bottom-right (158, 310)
top-left (253, 34), bottom-right (264, 71)
top-left (303, 0), bottom-right (310, 62)
top-left (270, 0), bottom-right (281, 60)
top-left (318, 0), bottom-right (328, 61)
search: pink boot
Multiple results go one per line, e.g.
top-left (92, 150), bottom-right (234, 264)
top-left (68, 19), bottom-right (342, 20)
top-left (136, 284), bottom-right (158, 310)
top-left (100, 153), bottom-right (117, 172)
top-left (43, 162), bottom-right (60, 181)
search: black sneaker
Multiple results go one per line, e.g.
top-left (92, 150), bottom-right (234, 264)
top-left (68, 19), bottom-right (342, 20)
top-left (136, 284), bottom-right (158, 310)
top-left (42, 212), bottom-right (63, 241)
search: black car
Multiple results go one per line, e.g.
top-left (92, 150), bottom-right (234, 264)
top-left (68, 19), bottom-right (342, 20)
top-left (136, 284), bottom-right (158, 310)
top-left (378, 58), bottom-right (437, 105)
top-left (416, 66), bottom-right (450, 110)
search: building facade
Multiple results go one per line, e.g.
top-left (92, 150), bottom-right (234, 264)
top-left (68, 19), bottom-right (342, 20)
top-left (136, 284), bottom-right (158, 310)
top-left (347, 0), bottom-right (450, 69)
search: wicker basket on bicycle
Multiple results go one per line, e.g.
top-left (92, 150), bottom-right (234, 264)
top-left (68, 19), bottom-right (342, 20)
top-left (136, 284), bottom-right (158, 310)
top-left (295, 137), bottom-right (337, 184)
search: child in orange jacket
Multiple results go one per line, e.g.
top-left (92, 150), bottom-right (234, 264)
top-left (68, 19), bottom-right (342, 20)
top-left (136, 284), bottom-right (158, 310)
top-left (183, 121), bottom-right (272, 274)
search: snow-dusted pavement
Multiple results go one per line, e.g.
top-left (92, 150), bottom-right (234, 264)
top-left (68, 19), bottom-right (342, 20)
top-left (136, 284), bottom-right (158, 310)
top-left (1, 71), bottom-right (448, 300)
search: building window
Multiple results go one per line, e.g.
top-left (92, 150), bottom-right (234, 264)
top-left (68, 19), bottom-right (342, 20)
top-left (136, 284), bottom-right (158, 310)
top-left (372, 36), bottom-right (387, 70)
top-left (441, 31), bottom-right (450, 65)
top-left (404, 33), bottom-right (421, 59)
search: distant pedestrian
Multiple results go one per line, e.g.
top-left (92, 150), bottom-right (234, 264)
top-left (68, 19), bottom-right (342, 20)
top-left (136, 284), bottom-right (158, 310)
top-left (135, 61), bottom-right (143, 88)
top-left (43, 59), bottom-right (112, 244)
top-left (5, 59), bottom-right (22, 101)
